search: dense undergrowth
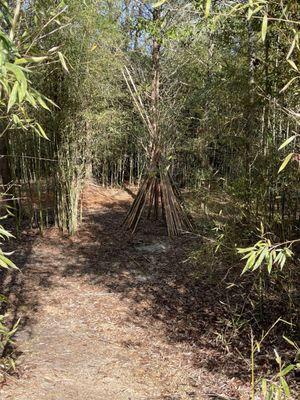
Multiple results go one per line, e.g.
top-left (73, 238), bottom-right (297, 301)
top-left (187, 183), bottom-right (300, 397)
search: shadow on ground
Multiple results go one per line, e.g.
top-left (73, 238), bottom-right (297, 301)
top-left (3, 186), bottom-right (300, 389)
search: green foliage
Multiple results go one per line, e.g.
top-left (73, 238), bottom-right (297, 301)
top-left (0, 0), bottom-right (68, 139)
top-left (0, 316), bottom-right (19, 380)
top-left (238, 239), bottom-right (293, 275)
top-left (153, 0), bottom-right (167, 7)
top-left (0, 215), bottom-right (18, 380)
top-left (0, 0), bottom-right (67, 376)
top-left (250, 319), bottom-right (300, 400)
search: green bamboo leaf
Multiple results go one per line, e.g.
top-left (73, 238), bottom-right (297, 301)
top-left (242, 251), bottom-right (256, 274)
top-left (287, 37), bottom-right (296, 60)
top-left (275, 252), bottom-right (283, 266)
top-left (37, 95), bottom-right (51, 111)
top-left (281, 364), bottom-right (295, 377)
top-left (153, 0), bottom-right (167, 7)
top-left (58, 51), bottom-right (69, 73)
top-left (14, 58), bottom-right (28, 65)
top-left (205, 0), bottom-right (212, 17)
top-left (48, 46), bottom-right (60, 53)
top-left (0, 253), bottom-right (17, 269)
top-left (279, 253), bottom-right (286, 270)
top-left (0, 78), bottom-right (9, 94)
top-left (247, 7), bottom-right (253, 20)
top-left (274, 349), bottom-right (281, 365)
top-left (253, 247), bottom-right (268, 271)
top-left (5, 62), bottom-right (26, 84)
top-left (27, 56), bottom-right (48, 63)
top-left (43, 96), bottom-right (58, 108)
top-left (237, 246), bottom-right (255, 254)
top-left (278, 135), bottom-right (297, 150)
top-left (15, 56), bottom-right (48, 64)
top-left (241, 252), bottom-right (254, 260)
top-left (17, 82), bottom-right (26, 103)
top-left (278, 153), bottom-right (294, 173)
top-left (26, 92), bottom-right (37, 107)
top-left (261, 378), bottom-right (267, 396)
top-left (284, 247), bottom-right (293, 257)
top-left (288, 59), bottom-right (298, 71)
top-left (267, 251), bottom-right (273, 274)
top-left (261, 14), bottom-right (268, 42)
top-left (283, 336), bottom-right (298, 350)
top-left (7, 81), bottom-right (18, 111)
top-left (0, 258), bottom-right (10, 269)
top-left (280, 377), bottom-right (290, 397)
top-left (35, 122), bottom-right (49, 140)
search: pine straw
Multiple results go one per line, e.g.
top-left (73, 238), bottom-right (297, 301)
top-left (0, 186), bottom-right (251, 400)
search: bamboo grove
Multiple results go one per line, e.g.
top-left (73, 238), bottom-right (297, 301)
top-left (0, 0), bottom-right (299, 397)
top-left (0, 1), bottom-right (299, 239)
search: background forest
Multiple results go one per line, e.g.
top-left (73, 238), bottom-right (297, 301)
top-left (0, 0), bottom-right (299, 399)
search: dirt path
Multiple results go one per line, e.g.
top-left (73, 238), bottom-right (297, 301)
top-left (0, 186), bottom-right (249, 400)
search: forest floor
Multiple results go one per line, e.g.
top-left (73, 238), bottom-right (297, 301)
top-left (0, 184), bottom-right (263, 400)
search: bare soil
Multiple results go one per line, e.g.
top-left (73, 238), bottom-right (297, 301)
top-left (0, 185), bottom-right (251, 400)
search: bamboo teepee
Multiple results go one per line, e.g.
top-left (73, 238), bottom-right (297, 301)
top-left (123, 152), bottom-right (193, 236)
top-left (122, 7), bottom-right (192, 236)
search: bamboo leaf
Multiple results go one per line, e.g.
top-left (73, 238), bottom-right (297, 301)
top-left (280, 76), bottom-right (299, 93)
top-left (279, 253), bottom-right (286, 270)
top-left (0, 253), bottom-right (17, 270)
top-left (261, 14), bottom-right (268, 42)
top-left (242, 252), bottom-right (254, 260)
top-left (275, 251), bottom-right (283, 264)
top-left (237, 246), bottom-right (255, 254)
top-left (205, 0), bottom-right (212, 17)
top-left (26, 92), bottom-right (37, 107)
top-left (35, 122), bottom-right (49, 140)
top-left (242, 251), bottom-right (256, 274)
top-left (247, 5), bottom-right (262, 20)
top-left (288, 59), bottom-right (298, 71)
top-left (5, 62), bottom-right (26, 84)
top-left (14, 58), bottom-right (29, 65)
top-left (43, 96), bottom-right (59, 109)
top-left (287, 37), bottom-right (296, 60)
top-left (58, 51), bottom-right (69, 73)
top-left (261, 378), bottom-right (267, 396)
top-left (18, 81), bottom-right (26, 103)
top-left (15, 56), bottom-right (48, 64)
top-left (278, 135), bottom-right (297, 150)
top-left (281, 365), bottom-right (295, 377)
top-left (37, 95), bottom-right (51, 111)
top-left (253, 247), bottom-right (268, 271)
top-left (274, 349), bottom-right (281, 365)
top-left (284, 247), bottom-right (293, 258)
top-left (7, 81), bottom-right (18, 111)
top-left (153, 0), bottom-right (167, 7)
top-left (280, 377), bottom-right (290, 397)
top-left (28, 56), bottom-right (48, 63)
top-left (267, 252), bottom-right (273, 274)
top-left (283, 335), bottom-right (298, 349)
top-left (278, 153), bottom-right (294, 173)
top-left (48, 46), bottom-right (60, 53)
